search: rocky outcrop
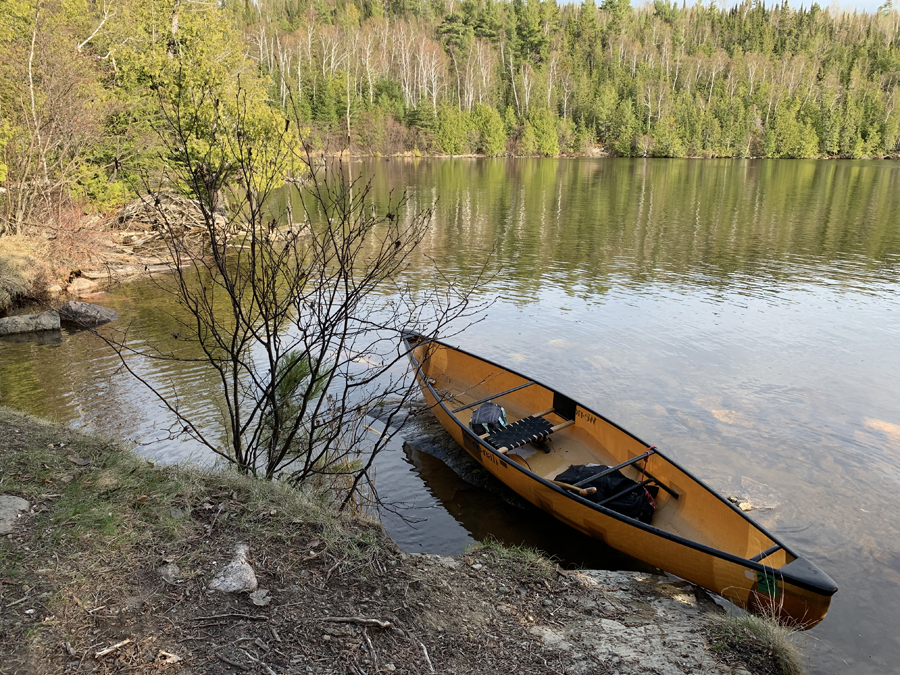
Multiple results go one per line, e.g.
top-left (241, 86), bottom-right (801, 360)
top-left (58, 301), bottom-right (119, 327)
top-left (0, 310), bottom-right (60, 336)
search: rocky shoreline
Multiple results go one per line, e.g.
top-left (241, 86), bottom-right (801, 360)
top-left (0, 407), bottom-right (798, 675)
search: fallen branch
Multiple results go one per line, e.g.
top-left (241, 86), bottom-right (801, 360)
top-left (242, 649), bottom-right (278, 675)
top-left (95, 639), bottom-right (132, 658)
top-left (320, 616), bottom-right (392, 629)
top-left (192, 613), bottom-right (267, 622)
top-left (216, 654), bottom-right (250, 671)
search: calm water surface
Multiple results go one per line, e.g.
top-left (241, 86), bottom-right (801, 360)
top-left (2, 159), bottom-right (900, 674)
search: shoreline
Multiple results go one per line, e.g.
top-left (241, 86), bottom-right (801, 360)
top-left (2, 152), bottom-right (899, 316)
top-left (0, 406), bottom-right (801, 674)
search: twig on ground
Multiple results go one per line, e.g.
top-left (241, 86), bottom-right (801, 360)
top-left (192, 613), bottom-right (268, 622)
top-left (207, 502), bottom-right (225, 536)
top-left (217, 654), bottom-right (250, 671)
top-left (94, 639), bottom-right (132, 658)
top-left (320, 616), bottom-right (392, 629)
top-left (242, 648), bottom-right (278, 675)
top-left (364, 629), bottom-right (378, 672)
top-left (419, 640), bottom-right (435, 674)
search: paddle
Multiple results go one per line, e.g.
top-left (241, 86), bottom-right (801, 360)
top-left (550, 480), bottom-right (598, 498)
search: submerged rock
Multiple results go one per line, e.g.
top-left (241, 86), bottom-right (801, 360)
top-left (0, 310), bottom-right (60, 336)
top-left (59, 301), bottom-right (119, 327)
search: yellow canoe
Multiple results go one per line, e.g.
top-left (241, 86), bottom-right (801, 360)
top-left (404, 333), bottom-right (837, 628)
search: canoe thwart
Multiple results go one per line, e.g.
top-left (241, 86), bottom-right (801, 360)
top-left (573, 449), bottom-right (658, 487)
top-left (596, 478), bottom-right (656, 507)
top-left (750, 544), bottom-right (783, 563)
top-left (572, 448), bottom-right (680, 500)
top-left (642, 469), bottom-right (679, 499)
top-left (450, 381), bottom-right (536, 414)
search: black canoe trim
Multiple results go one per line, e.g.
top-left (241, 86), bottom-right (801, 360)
top-left (401, 334), bottom-right (837, 597)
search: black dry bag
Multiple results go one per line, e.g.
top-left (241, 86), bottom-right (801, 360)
top-left (554, 464), bottom-right (659, 524)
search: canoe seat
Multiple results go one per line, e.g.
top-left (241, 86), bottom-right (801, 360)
top-left (486, 416), bottom-right (555, 452)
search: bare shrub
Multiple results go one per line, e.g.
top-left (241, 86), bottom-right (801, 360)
top-left (106, 76), bottom-right (488, 506)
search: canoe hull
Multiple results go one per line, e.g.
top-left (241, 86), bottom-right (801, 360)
top-left (407, 336), bottom-right (836, 629)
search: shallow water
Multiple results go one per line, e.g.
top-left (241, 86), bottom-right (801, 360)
top-left (2, 158), bottom-right (899, 673)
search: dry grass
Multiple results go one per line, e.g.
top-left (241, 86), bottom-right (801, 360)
top-left (466, 536), bottom-right (557, 581)
top-left (0, 236), bottom-right (52, 312)
top-left (0, 206), bottom-right (117, 312)
top-left (708, 610), bottom-right (805, 675)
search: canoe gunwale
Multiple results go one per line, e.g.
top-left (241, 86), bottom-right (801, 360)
top-left (402, 334), bottom-right (837, 599)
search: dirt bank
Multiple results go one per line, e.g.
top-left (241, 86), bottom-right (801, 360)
top-left (0, 407), bottom-right (796, 674)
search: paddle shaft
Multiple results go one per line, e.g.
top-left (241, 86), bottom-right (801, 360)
top-left (550, 480), bottom-right (597, 498)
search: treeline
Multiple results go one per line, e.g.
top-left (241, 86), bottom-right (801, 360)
top-left (1, 0), bottom-right (900, 231)
top-left (235, 0), bottom-right (900, 158)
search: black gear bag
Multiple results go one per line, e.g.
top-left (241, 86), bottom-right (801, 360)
top-left (554, 464), bottom-right (659, 524)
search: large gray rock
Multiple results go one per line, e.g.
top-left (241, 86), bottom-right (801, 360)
top-left (0, 310), bottom-right (60, 336)
top-left (0, 495), bottom-right (31, 535)
top-left (208, 543), bottom-right (258, 593)
top-left (58, 301), bottom-right (119, 327)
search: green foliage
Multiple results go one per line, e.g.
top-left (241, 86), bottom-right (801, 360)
top-left (770, 98), bottom-right (820, 159)
top-left (527, 108), bottom-right (559, 156)
top-left (471, 103), bottom-right (507, 155)
top-left (435, 102), bottom-right (471, 154)
top-left (613, 98), bottom-right (639, 156)
top-left (0, 119), bottom-right (11, 183)
top-left (313, 78), bottom-right (341, 127)
top-left (5, 0), bottom-right (900, 224)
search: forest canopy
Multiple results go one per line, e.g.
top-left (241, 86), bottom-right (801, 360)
top-left (1, 0), bottom-right (900, 224)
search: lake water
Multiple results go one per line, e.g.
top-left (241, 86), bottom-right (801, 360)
top-left (2, 158), bottom-right (900, 674)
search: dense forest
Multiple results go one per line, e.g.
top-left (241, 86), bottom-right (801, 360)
top-left (1, 0), bottom-right (900, 227)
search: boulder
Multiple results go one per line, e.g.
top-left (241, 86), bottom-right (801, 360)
top-left (0, 310), bottom-right (60, 336)
top-left (67, 277), bottom-right (98, 294)
top-left (58, 301), bottom-right (119, 327)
